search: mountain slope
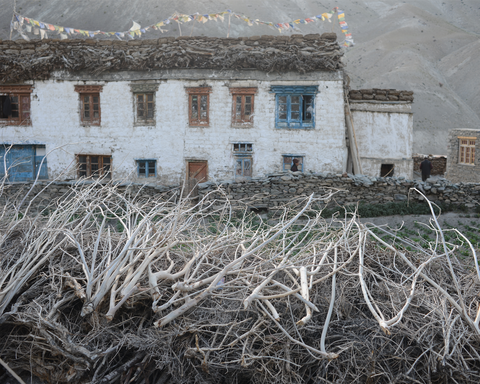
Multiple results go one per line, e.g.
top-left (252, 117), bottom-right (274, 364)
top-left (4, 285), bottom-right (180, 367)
top-left (0, 0), bottom-right (479, 155)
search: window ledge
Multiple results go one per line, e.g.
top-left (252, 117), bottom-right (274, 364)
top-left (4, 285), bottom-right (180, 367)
top-left (458, 163), bottom-right (476, 167)
top-left (189, 124), bottom-right (210, 128)
top-left (275, 126), bottom-right (315, 130)
top-left (134, 122), bottom-right (156, 127)
top-left (231, 124), bottom-right (254, 129)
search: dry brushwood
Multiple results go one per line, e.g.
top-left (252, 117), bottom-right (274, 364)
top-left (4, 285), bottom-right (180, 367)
top-left (0, 34), bottom-right (343, 84)
top-left (0, 179), bottom-right (479, 384)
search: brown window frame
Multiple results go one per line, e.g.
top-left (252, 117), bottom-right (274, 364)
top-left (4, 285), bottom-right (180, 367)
top-left (75, 85), bottom-right (103, 126)
top-left (186, 87), bottom-right (211, 127)
top-left (77, 154), bottom-right (111, 179)
top-left (458, 137), bottom-right (476, 165)
top-left (230, 87), bottom-right (257, 127)
top-left (135, 93), bottom-right (155, 124)
top-left (0, 85), bottom-right (32, 126)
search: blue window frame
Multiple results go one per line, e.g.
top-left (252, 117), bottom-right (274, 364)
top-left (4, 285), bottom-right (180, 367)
top-left (0, 144), bottom-right (48, 181)
top-left (272, 86), bottom-right (318, 129)
top-left (136, 159), bottom-right (157, 178)
top-left (283, 155), bottom-right (304, 172)
top-left (235, 157), bottom-right (252, 179)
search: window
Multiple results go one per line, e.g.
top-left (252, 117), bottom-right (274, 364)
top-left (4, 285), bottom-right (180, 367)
top-left (459, 137), bottom-right (476, 165)
top-left (235, 158), bottom-right (252, 178)
top-left (0, 85), bottom-right (32, 126)
top-left (130, 83), bottom-right (159, 125)
top-left (137, 159), bottom-right (156, 178)
top-left (272, 86), bottom-right (318, 129)
top-left (75, 85), bottom-right (103, 125)
top-left (283, 156), bottom-right (304, 172)
top-left (230, 88), bottom-right (257, 127)
top-left (186, 87), bottom-right (211, 127)
top-left (0, 145), bottom-right (47, 181)
top-left (233, 143), bottom-right (253, 179)
top-left (233, 143), bottom-right (253, 153)
top-left (77, 154), bottom-right (111, 179)
top-left (136, 93), bottom-right (155, 123)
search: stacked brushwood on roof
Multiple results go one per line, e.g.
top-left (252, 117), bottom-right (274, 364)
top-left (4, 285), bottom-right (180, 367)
top-left (0, 33), bottom-right (343, 83)
top-left (349, 88), bottom-right (414, 102)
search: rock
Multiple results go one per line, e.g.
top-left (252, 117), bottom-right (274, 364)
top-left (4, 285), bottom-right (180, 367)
top-left (394, 194), bottom-right (408, 201)
top-left (281, 176), bottom-right (292, 181)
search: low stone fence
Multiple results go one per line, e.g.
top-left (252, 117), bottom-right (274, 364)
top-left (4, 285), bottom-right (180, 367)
top-left (1, 173), bottom-right (479, 213)
top-left (197, 173), bottom-right (480, 210)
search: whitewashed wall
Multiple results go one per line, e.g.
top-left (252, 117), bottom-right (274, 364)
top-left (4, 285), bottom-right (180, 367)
top-left (0, 71), bottom-right (348, 185)
top-left (350, 102), bottom-right (413, 179)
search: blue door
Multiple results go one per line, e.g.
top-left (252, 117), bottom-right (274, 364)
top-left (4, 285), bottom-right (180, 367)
top-left (0, 145), bottom-right (35, 181)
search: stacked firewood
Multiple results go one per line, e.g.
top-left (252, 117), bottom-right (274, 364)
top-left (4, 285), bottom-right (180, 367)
top-left (0, 33), bottom-right (343, 84)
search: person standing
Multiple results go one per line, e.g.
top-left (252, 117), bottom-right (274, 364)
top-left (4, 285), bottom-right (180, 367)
top-left (291, 158), bottom-right (300, 172)
top-left (420, 156), bottom-right (433, 182)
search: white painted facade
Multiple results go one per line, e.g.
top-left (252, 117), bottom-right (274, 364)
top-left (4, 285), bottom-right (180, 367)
top-left (349, 101), bottom-right (414, 179)
top-left (0, 69), bottom-right (349, 185)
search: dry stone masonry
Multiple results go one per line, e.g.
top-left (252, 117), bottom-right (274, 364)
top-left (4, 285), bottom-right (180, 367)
top-left (3, 174), bottom-right (479, 214)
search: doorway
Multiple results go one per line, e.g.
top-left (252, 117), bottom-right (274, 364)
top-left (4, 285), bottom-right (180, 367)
top-left (185, 161), bottom-right (208, 198)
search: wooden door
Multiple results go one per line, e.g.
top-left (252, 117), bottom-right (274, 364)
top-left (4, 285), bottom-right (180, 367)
top-left (185, 161), bottom-right (208, 199)
top-left (187, 161), bottom-right (208, 182)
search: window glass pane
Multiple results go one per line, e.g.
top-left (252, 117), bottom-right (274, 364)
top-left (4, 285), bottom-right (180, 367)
top-left (291, 96), bottom-right (300, 104)
top-left (93, 111), bottom-right (99, 118)
top-left (279, 96), bottom-right (287, 104)
top-left (137, 95), bottom-right (144, 102)
top-left (245, 103), bottom-right (251, 116)
top-left (93, 96), bottom-right (99, 103)
top-left (148, 162), bottom-right (156, 176)
top-left (147, 94), bottom-right (153, 102)
top-left (291, 112), bottom-right (300, 120)
top-left (245, 96), bottom-right (252, 104)
top-left (233, 144), bottom-right (239, 152)
top-left (84, 96), bottom-right (90, 103)
top-left (279, 104), bottom-right (287, 120)
top-left (244, 159), bottom-right (251, 177)
top-left (246, 144), bottom-right (252, 151)
top-left (103, 157), bottom-right (110, 164)
top-left (236, 160), bottom-right (243, 176)
top-left (291, 104), bottom-right (300, 111)
top-left (147, 108), bottom-right (154, 119)
top-left (138, 161), bottom-right (146, 175)
top-left (191, 95), bottom-right (198, 119)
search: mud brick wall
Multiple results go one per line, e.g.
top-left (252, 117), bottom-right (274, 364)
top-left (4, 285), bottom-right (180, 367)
top-left (349, 89), bottom-right (414, 102)
top-left (413, 155), bottom-right (447, 176)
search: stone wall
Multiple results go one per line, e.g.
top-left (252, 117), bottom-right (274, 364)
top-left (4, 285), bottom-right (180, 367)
top-left (3, 174), bottom-right (479, 213)
top-left (413, 155), bottom-right (447, 176)
top-left (446, 129), bottom-right (480, 183)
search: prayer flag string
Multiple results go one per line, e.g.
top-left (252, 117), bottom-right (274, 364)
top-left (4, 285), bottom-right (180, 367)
top-left (11, 7), bottom-right (354, 47)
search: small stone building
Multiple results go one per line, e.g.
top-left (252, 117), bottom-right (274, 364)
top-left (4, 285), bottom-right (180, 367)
top-left (348, 89), bottom-right (414, 179)
top-left (446, 128), bottom-right (480, 183)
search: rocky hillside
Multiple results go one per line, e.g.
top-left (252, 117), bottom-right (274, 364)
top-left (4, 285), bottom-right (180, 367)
top-left (0, 0), bottom-right (479, 155)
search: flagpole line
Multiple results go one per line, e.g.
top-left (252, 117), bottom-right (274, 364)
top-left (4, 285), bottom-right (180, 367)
top-left (190, 16), bottom-right (196, 37)
top-left (9, 0), bottom-right (17, 40)
top-left (227, 13), bottom-right (231, 37)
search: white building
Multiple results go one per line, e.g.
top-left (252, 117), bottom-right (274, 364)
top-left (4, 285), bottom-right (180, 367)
top-left (0, 34), bottom-right (413, 185)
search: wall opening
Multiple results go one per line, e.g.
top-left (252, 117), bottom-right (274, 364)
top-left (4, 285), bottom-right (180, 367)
top-left (380, 164), bottom-right (395, 177)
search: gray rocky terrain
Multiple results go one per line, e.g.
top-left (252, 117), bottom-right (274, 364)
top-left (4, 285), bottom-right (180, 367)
top-left (0, 0), bottom-right (479, 155)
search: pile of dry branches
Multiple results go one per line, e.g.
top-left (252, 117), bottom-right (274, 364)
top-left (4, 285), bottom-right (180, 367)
top-left (0, 34), bottom-right (343, 84)
top-left (0, 180), bottom-right (479, 384)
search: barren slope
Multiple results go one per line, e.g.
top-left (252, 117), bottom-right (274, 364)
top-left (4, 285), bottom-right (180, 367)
top-left (0, 0), bottom-right (479, 155)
